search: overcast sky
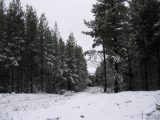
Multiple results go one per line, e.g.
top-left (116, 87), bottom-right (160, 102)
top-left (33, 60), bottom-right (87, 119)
top-left (6, 0), bottom-right (98, 51)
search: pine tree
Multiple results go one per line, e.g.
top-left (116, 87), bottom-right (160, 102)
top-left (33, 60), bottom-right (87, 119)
top-left (50, 27), bottom-right (60, 93)
top-left (0, 0), bottom-right (7, 60)
top-left (74, 45), bottom-right (88, 90)
top-left (6, 0), bottom-right (25, 92)
top-left (58, 38), bottom-right (67, 90)
top-left (66, 33), bottom-right (77, 90)
top-left (0, 0), bottom-right (89, 93)
top-left (6, 0), bottom-right (25, 63)
top-left (25, 5), bottom-right (38, 92)
top-left (59, 38), bottom-right (65, 63)
top-left (37, 13), bottom-right (49, 92)
top-left (0, 0), bottom-right (9, 92)
top-left (84, 0), bottom-right (127, 92)
top-left (129, 0), bottom-right (160, 90)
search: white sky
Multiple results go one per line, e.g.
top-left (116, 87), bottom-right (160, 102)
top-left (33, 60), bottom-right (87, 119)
top-left (6, 0), bottom-right (97, 51)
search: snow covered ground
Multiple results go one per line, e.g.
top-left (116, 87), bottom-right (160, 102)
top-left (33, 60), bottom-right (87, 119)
top-left (0, 87), bottom-right (160, 120)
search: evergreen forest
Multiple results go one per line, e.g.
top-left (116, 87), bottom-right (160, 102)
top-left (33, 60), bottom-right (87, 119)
top-left (0, 0), bottom-right (88, 93)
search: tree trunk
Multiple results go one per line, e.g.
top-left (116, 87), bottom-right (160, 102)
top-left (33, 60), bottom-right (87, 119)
top-left (41, 36), bottom-right (44, 92)
top-left (20, 51), bottom-right (23, 93)
top-left (41, 63), bottom-right (44, 92)
top-left (157, 48), bottom-right (160, 89)
top-left (128, 52), bottom-right (132, 91)
top-left (26, 49), bottom-right (29, 93)
top-left (144, 58), bottom-right (149, 91)
top-left (67, 79), bottom-right (71, 91)
top-left (47, 67), bottom-right (50, 93)
top-left (17, 66), bottom-right (20, 92)
top-left (113, 37), bottom-right (119, 73)
top-left (11, 64), bottom-right (14, 92)
top-left (103, 41), bottom-right (107, 92)
top-left (140, 62), bottom-right (144, 90)
top-left (49, 65), bottom-right (51, 93)
top-left (30, 52), bottom-right (33, 93)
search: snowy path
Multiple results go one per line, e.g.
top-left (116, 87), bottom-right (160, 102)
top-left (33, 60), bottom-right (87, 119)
top-left (0, 87), bottom-right (160, 120)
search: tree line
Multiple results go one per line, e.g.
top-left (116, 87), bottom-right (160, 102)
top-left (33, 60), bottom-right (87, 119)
top-left (84, 0), bottom-right (160, 91)
top-left (0, 0), bottom-right (88, 93)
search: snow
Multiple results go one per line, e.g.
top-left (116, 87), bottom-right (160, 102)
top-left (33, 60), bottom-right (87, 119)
top-left (0, 87), bottom-right (160, 120)
top-left (86, 51), bottom-right (102, 74)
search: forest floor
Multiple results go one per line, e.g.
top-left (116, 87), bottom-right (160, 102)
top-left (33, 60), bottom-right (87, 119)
top-left (0, 87), bottom-right (160, 120)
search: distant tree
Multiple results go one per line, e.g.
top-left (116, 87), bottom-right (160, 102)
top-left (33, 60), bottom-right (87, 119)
top-left (65, 33), bottom-right (77, 90)
top-left (0, 0), bottom-right (89, 93)
top-left (74, 45), bottom-right (88, 90)
top-left (58, 38), bottom-right (67, 90)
